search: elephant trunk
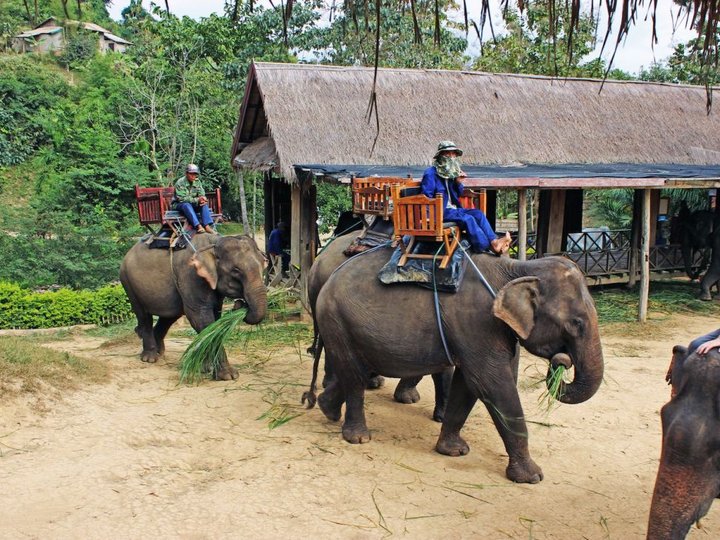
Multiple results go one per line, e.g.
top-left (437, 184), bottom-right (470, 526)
top-left (682, 244), bottom-right (700, 281)
top-left (554, 322), bottom-right (604, 405)
top-left (242, 282), bottom-right (267, 325)
top-left (647, 463), bottom-right (715, 540)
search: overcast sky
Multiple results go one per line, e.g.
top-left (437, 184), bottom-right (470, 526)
top-left (107, 1), bottom-right (697, 74)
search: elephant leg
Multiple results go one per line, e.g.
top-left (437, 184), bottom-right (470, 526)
top-left (394, 376), bottom-right (422, 404)
top-left (186, 309), bottom-right (238, 381)
top-left (436, 368), bottom-right (475, 457)
top-left (341, 382), bottom-right (371, 444)
top-left (153, 316), bottom-right (179, 357)
top-left (318, 370), bottom-right (344, 422)
top-left (700, 267), bottom-right (720, 301)
top-left (138, 312), bottom-right (161, 363)
top-left (431, 368), bottom-right (453, 422)
top-left (366, 373), bottom-right (385, 390)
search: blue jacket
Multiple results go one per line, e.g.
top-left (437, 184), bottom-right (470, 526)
top-left (420, 166), bottom-right (464, 209)
top-left (267, 228), bottom-right (285, 255)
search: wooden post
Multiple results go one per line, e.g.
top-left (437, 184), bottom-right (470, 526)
top-left (639, 189), bottom-right (651, 322)
top-left (546, 190), bottom-right (567, 253)
top-left (628, 190), bottom-right (642, 288)
top-left (236, 169), bottom-right (250, 234)
top-left (518, 188), bottom-right (527, 261)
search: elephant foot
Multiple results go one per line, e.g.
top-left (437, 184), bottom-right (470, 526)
top-left (506, 457), bottom-right (543, 484)
top-left (394, 386), bottom-right (420, 404)
top-left (432, 405), bottom-right (445, 423)
top-left (214, 363), bottom-right (239, 381)
top-left (366, 375), bottom-right (385, 390)
top-left (342, 423), bottom-right (371, 444)
top-left (140, 350), bottom-right (160, 363)
top-left (435, 433), bottom-right (470, 456)
top-left (318, 391), bottom-right (342, 422)
top-left (699, 291), bottom-right (712, 301)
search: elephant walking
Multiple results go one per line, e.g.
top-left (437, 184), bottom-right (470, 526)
top-left (648, 346), bottom-right (720, 539)
top-left (120, 234), bottom-right (267, 380)
top-left (307, 226), bottom-right (452, 421)
top-left (312, 246), bottom-right (604, 483)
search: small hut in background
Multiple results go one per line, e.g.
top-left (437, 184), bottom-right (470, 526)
top-left (12, 17), bottom-right (132, 54)
top-left (231, 62), bottom-right (720, 318)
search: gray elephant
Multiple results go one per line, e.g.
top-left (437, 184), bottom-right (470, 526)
top-left (647, 345), bottom-right (720, 539)
top-left (120, 234), bottom-right (267, 380)
top-left (310, 247), bottom-right (604, 483)
top-left (306, 228), bottom-right (452, 421)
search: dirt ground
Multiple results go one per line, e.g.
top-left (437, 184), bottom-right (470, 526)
top-left (2, 312), bottom-right (720, 540)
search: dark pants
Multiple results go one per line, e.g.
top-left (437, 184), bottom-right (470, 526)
top-left (444, 207), bottom-right (497, 252)
top-left (176, 202), bottom-right (212, 228)
top-left (688, 328), bottom-right (720, 354)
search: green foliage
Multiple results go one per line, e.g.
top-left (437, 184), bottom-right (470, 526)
top-left (639, 41), bottom-right (720, 86)
top-left (0, 281), bottom-right (132, 329)
top-left (58, 29), bottom-right (98, 67)
top-left (473, 2), bottom-right (631, 78)
top-left (316, 183), bottom-right (352, 234)
top-left (585, 189), bottom-right (634, 229)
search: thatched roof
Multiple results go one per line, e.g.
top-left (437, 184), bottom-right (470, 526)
top-left (231, 62), bottom-right (720, 184)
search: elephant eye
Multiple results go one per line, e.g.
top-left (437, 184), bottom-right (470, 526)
top-left (567, 317), bottom-right (585, 337)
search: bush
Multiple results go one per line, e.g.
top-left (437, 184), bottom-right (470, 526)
top-left (0, 282), bottom-right (133, 329)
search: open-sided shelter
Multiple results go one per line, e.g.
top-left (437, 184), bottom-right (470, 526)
top-left (231, 62), bottom-right (720, 318)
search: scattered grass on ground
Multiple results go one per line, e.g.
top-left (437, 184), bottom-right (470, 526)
top-left (0, 337), bottom-right (109, 400)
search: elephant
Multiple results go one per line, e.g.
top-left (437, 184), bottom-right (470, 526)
top-left (310, 247), bottom-right (604, 484)
top-left (647, 345), bottom-right (720, 539)
top-left (677, 207), bottom-right (718, 299)
top-left (119, 234), bottom-right (267, 380)
top-left (306, 224), bottom-right (452, 421)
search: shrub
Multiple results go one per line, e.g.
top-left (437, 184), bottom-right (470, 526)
top-left (0, 282), bottom-right (132, 329)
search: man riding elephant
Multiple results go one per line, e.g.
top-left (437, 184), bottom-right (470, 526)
top-left (174, 163), bottom-right (216, 235)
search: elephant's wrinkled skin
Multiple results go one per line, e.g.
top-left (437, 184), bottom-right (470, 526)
top-left (120, 234), bottom-right (267, 380)
top-left (677, 208), bottom-right (719, 299)
top-left (306, 228), bottom-right (452, 421)
top-left (314, 247), bottom-right (603, 483)
top-left (648, 346), bottom-right (720, 539)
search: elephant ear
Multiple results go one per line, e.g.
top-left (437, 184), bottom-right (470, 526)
top-left (492, 276), bottom-right (540, 340)
top-left (190, 249), bottom-right (218, 290)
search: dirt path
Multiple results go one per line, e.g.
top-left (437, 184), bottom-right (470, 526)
top-left (1, 313), bottom-right (719, 539)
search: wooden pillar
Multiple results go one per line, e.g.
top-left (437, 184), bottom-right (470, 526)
top-left (639, 188), bottom-right (651, 322)
top-left (290, 184), bottom-right (302, 267)
top-left (546, 190), bottom-right (566, 253)
top-left (649, 190), bottom-right (660, 246)
top-left (628, 189), bottom-right (642, 287)
top-left (299, 182), bottom-right (317, 307)
top-left (518, 188), bottom-right (527, 261)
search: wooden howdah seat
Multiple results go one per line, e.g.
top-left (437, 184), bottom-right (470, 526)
top-left (134, 185), bottom-right (223, 238)
top-left (391, 183), bottom-right (461, 269)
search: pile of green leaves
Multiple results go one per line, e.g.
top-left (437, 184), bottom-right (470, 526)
top-left (0, 282), bottom-right (132, 329)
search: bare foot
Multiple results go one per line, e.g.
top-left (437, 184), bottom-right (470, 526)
top-left (491, 231), bottom-right (512, 255)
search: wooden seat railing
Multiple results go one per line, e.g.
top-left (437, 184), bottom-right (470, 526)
top-left (351, 176), bottom-right (419, 220)
top-left (459, 188), bottom-right (486, 212)
top-left (135, 185), bottom-right (223, 234)
top-left (390, 183), bottom-right (460, 269)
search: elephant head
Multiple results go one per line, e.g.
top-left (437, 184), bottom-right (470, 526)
top-left (190, 235), bottom-right (267, 324)
top-left (493, 257), bottom-right (604, 404)
top-left (647, 347), bottom-right (720, 540)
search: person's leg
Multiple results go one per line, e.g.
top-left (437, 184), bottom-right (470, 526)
top-left (688, 328), bottom-right (720, 353)
top-left (176, 202), bottom-right (200, 228)
top-left (446, 209), bottom-right (493, 252)
top-left (199, 204), bottom-right (213, 226)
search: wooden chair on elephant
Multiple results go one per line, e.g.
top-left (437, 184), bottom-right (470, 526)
top-left (351, 176), bottom-right (419, 244)
top-left (390, 183), bottom-right (461, 269)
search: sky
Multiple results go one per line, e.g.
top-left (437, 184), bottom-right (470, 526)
top-left (107, 1), bottom-right (698, 75)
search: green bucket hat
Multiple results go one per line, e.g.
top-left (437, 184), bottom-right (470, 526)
top-left (434, 140), bottom-right (463, 158)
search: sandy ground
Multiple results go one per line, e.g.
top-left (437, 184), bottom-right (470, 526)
top-left (2, 312), bottom-right (720, 540)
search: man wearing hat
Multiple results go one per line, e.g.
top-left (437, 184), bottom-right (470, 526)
top-left (421, 141), bottom-right (511, 254)
top-left (174, 163), bottom-right (215, 234)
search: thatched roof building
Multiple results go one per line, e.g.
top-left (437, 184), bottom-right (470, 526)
top-left (231, 62), bottom-right (720, 185)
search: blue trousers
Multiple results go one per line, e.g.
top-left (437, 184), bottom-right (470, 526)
top-left (688, 328), bottom-right (720, 354)
top-left (176, 202), bottom-right (212, 228)
top-left (444, 207), bottom-right (497, 251)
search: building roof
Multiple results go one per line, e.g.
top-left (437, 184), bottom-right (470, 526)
top-left (16, 26), bottom-right (63, 38)
top-left (231, 62), bottom-right (720, 185)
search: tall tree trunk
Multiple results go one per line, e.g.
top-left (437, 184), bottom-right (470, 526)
top-left (164, 0), bottom-right (170, 13)
top-left (232, 0), bottom-right (240, 21)
top-left (60, 0), bottom-right (70, 19)
top-left (22, 0), bottom-right (33, 24)
top-left (33, 0), bottom-right (38, 20)
top-left (76, 0), bottom-right (82, 18)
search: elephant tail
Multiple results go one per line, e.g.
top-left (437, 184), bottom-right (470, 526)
top-left (301, 335), bottom-right (323, 409)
